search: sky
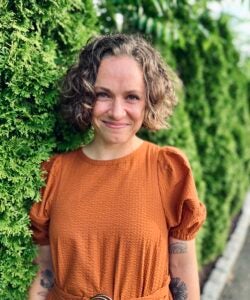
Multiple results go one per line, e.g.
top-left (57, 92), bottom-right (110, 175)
top-left (208, 0), bottom-right (250, 58)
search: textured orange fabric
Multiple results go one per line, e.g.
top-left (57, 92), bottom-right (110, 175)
top-left (29, 141), bottom-right (206, 299)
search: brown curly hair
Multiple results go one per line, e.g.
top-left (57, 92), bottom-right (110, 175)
top-left (59, 33), bottom-right (179, 131)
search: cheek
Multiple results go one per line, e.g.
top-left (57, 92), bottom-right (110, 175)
top-left (129, 105), bottom-right (145, 120)
top-left (127, 110), bottom-right (145, 125)
top-left (92, 102), bottom-right (109, 118)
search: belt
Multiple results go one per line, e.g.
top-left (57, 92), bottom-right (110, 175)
top-left (49, 283), bottom-right (169, 300)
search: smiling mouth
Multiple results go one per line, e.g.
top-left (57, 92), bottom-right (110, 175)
top-left (102, 120), bottom-right (130, 128)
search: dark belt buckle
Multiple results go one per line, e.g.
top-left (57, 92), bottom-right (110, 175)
top-left (90, 294), bottom-right (112, 300)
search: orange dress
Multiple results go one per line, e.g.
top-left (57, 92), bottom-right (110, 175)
top-left (30, 141), bottom-right (206, 300)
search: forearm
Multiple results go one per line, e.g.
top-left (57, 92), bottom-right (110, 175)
top-left (28, 265), bottom-right (54, 300)
top-left (169, 238), bottom-right (200, 300)
top-left (169, 261), bottom-right (200, 300)
top-left (28, 245), bottom-right (54, 300)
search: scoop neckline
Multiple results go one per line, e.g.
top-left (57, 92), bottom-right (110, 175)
top-left (77, 141), bottom-right (147, 165)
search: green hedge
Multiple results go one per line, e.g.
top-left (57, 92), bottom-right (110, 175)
top-left (173, 12), bottom-right (250, 262)
top-left (0, 1), bottom-right (96, 298)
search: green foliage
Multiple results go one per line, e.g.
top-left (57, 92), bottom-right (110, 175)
top-left (173, 12), bottom-right (250, 262)
top-left (0, 0), bottom-right (97, 298)
top-left (98, 0), bottom-right (250, 266)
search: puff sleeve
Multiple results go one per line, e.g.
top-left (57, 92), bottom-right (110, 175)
top-left (158, 146), bottom-right (206, 240)
top-left (29, 154), bottom-right (61, 245)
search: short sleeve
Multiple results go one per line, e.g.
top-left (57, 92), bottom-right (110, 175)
top-left (29, 154), bottom-right (61, 245)
top-left (158, 146), bottom-right (206, 240)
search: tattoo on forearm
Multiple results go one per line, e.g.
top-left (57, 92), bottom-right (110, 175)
top-left (169, 242), bottom-right (187, 254)
top-left (169, 277), bottom-right (188, 300)
top-left (40, 269), bottom-right (54, 289)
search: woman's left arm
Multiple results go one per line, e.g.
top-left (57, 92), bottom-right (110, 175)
top-left (169, 236), bottom-right (200, 300)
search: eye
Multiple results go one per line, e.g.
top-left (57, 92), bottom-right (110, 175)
top-left (96, 92), bottom-right (110, 100)
top-left (127, 94), bottom-right (140, 101)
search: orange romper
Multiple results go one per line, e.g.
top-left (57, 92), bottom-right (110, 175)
top-left (30, 141), bottom-right (206, 300)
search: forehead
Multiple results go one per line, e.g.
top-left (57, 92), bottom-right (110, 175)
top-left (95, 55), bottom-right (144, 86)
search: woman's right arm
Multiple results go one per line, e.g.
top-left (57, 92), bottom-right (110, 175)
top-left (28, 245), bottom-right (54, 300)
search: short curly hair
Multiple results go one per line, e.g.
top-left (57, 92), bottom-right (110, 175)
top-left (59, 33), bottom-right (179, 131)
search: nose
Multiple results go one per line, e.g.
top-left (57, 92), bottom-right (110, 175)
top-left (108, 98), bottom-right (126, 120)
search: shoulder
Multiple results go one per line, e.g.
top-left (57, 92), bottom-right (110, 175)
top-left (42, 153), bottom-right (60, 171)
top-left (41, 154), bottom-right (61, 178)
top-left (41, 149), bottom-right (78, 176)
top-left (142, 141), bottom-right (191, 179)
top-left (158, 146), bottom-right (191, 174)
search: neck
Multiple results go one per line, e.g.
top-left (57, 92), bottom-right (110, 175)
top-left (83, 137), bottom-right (143, 160)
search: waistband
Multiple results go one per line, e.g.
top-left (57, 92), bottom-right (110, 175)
top-left (49, 283), bottom-right (169, 300)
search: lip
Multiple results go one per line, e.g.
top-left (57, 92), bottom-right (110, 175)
top-left (102, 120), bottom-right (130, 128)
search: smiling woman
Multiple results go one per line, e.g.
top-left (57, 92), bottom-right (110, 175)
top-left (60, 34), bottom-right (178, 132)
top-left (89, 55), bottom-right (146, 158)
top-left (29, 34), bottom-right (206, 300)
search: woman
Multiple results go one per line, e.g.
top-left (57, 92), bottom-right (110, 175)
top-left (29, 34), bottom-right (206, 300)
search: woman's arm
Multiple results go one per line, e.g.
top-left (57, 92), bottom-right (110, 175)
top-left (169, 237), bottom-right (200, 300)
top-left (28, 245), bottom-right (54, 300)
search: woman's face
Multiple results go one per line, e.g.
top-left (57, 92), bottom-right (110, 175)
top-left (92, 55), bottom-right (146, 146)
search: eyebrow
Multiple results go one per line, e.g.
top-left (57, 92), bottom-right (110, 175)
top-left (94, 86), bottom-right (111, 92)
top-left (94, 86), bottom-right (142, 94)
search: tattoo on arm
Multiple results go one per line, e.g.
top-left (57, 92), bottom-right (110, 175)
top-left (169, 242), bottom-right (187, 254)
top-left (40, 269), bottom-right (54, 290)
top-left (169, 277), bottom-right (188, 300)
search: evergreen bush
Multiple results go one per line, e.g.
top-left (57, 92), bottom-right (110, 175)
top-left (173, 12), bottom-right (250, 262)
top-left (0, 1), bottom-right (97, 298)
